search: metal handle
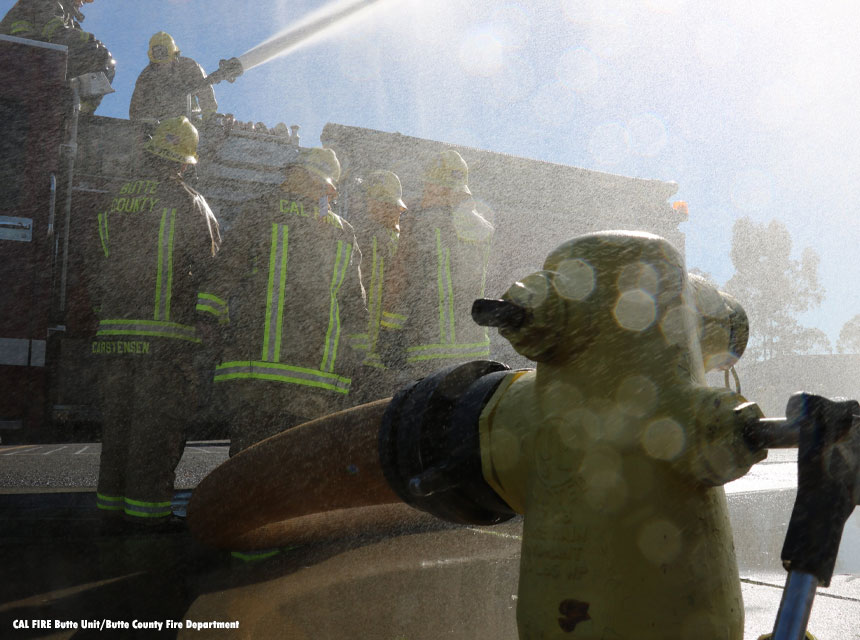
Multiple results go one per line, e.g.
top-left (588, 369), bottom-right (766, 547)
top-left (47, 173), bottom-right (57, 237)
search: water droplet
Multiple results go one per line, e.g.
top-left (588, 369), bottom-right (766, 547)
top-left (637, 518), bottom-right (682, 564)
top-left (584, 471), bottom-right (628, 513)
top-left (641, 418), bottom-right (686, 460)
top-left (508, 272), bottom-right (550, 309)
top-left (613, 289), bottom-right (657, 331)
top-left (580, 444), bottom-right (622, 480)
top-left (660, 305), bottom-right (693, 345)
top-left (618, 261), bottom-right (660, 295)
top-left (553, 258), bottom-right (596, 301)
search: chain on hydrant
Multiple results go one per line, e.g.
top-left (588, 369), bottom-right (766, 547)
top-left (471, 231), bottom-right (762, 639)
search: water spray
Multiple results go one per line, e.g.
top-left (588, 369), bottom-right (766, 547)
top-left (205, 0), bottom-right (396, 87)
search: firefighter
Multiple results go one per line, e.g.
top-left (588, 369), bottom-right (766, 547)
top-left (379, 150), bottom-right (494, 378)
top-left (347, 170), bottom-right (407, 397)
top-left (129, 31), bottom-right (217, 123)
top-left (91, 116), bottom-right (221, 530)
top-left (0, 0), bottom-right (115, 111)
top-left (203, 147), bottom-right (366, 456)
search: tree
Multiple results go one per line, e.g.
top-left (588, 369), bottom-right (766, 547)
top-left (724, 218), bottom-right (828, 360)
top-left (837, 315), bottom-right (860, 353)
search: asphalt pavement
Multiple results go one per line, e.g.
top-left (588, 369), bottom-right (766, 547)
top-left (1, 444), bottom-right (859, 638)
top-left (0, 442), bottom-right (228, 491)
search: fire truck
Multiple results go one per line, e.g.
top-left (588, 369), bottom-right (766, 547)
top-left (0, 34), bottom-right (686, 444)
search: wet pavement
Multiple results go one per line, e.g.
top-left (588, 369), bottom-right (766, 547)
top-left (725, 451), bottom-right (860, 639)
top-left (0, 443), bottom-right (229, 491)
top-left (1, 444), bottom-right (859, 638)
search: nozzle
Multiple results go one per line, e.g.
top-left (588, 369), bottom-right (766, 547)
top-left (471, 298), bottom-right (529, 329)
top-left (206, 57), bottom-right (244, 86)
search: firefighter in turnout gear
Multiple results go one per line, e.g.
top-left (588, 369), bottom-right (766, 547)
top-left (129, 31), bottom-right (218, 122)
top-left (0, 0), bottom-right (115, 111)
top-left (91, 116), bottom-right (221, 527)
top-left (347, 170), bottom-right (407, 398)
top-left (204, 147), bottom-right (366, 456)
top-left (379, 150), bottom-right (493, 378)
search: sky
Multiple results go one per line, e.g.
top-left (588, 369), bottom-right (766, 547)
top-left (5, 0), bottom-right (860, 346)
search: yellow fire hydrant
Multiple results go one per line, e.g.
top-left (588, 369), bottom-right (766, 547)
top-left (475, 231), bottom-right (764, 638)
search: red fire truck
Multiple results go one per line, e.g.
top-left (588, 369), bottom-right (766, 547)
top-left (0, 35), bottom-right (70, 441)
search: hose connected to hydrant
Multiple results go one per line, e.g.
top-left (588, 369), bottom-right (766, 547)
top-left (188, 231), bottom-right (860, 640)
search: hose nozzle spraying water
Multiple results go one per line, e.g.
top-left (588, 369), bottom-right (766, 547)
top-left (206, 57), bottom-right (244, 86)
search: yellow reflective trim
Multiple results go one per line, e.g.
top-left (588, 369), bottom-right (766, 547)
top-left (198, 292), bottom-right (227, 306)
top-left (166, 209), bottom-right (176, 319)
top-left (371, 246), bottom-right (384, 351)
top-left (9, 20), bottom-right (34, 35)
top-left (214, 372), bottom-right (349, 393)
top-left (445, 246), bottom-right (455, 343)
top-left (41, 17), bottom-right (65, 41)
top-left (407, 340), bottom-right (491, 352)
top-left (436, 228), bottom-right (446, 343)
top-left (407, 350), bottom-right (491, 363)
top-left (195, 303), bottom-right (228, 323)
top-left (154, 209), bottom-right (167, 320)
top-left (97, 212), bottom-right (109, 257)
top-left (273, 225), bottom-right (289, 361)
top-left (124, 508), bottom-right (172, 518)
top-left (231, 550), bottom-right (281, 562)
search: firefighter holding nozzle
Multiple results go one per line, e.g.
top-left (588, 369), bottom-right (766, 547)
top-left (129, 31), bottom-right (218, 123)
top-left (0, 0), bottom-right (115, 112)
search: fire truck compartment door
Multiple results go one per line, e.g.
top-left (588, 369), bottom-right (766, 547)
top-left (0, 338), bottom-right (46, 366)
top-left (0, 216), bottom-right (33, 242)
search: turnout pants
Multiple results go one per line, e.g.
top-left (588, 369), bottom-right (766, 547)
top-left (218, 379), bottom-right (338, 457)
top-left (96, 352), bottom-right (198, 520)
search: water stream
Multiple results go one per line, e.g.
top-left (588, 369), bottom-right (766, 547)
top-left (238, 0), bottom-right (399, 71)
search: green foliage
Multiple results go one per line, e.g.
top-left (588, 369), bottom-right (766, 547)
top-left (724, 217), bottom-right (828, 360)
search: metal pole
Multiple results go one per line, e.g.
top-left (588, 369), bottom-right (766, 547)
top-left (57, 79), bottom-right (80, 315)
top-left (771, 570), bottom-right (818, 639)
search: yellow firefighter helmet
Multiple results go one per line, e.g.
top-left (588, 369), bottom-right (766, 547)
top-left (298, 147), bottom-right (341, 188)
top-left (148, 31), bottom-right (179, 64)
top-left (365, 170), bottom-right (407, 210)
top-left (144, 116), bottom-right (199, 165)
top-left (424, 149), bottom-right (471, 195)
